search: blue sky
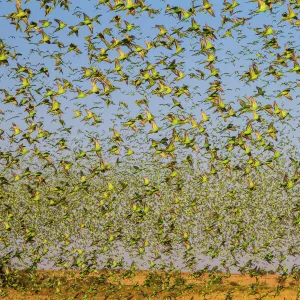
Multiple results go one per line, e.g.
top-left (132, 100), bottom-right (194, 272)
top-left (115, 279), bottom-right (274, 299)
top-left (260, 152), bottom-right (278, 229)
top-left (0, 0), bottom-right (299, 154)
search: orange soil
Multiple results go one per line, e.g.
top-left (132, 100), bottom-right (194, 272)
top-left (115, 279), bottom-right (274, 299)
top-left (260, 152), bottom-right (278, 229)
top-left (1, 270), bottom-right (299, 299)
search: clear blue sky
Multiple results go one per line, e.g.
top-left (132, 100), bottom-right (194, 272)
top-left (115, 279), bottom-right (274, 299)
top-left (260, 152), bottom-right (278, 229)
top-left (0, 0), bottom-right (299, 152)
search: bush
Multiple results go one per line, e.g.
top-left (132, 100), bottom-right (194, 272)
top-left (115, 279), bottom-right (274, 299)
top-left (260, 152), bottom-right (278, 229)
top-left (174, 276), bottom-right (186, 286)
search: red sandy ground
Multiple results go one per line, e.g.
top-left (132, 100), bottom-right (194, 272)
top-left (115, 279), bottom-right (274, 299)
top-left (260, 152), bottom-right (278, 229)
top-left (1, 270), bottom-right (299, 299)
